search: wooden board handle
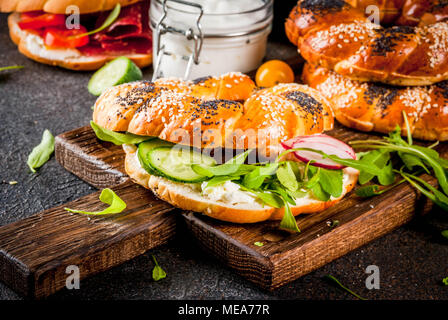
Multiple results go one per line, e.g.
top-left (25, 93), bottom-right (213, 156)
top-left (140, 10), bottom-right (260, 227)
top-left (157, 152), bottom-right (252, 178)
top-left (0, 182), bottom-right (177, 298)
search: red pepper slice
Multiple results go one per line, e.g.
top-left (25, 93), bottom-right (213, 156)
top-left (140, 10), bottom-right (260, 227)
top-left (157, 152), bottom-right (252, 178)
top-left (44, 26), bottom-right (90, 49)
top-left (18, 12), bottom-right (66, 30)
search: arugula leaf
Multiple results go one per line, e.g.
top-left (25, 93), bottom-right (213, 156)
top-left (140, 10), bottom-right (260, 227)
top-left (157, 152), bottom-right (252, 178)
top-left (76, 4), bottom-right (121, 37)
top-left (358, 150), bottom-right (390, 184)
top-left (276, 161), bottom-right (299, 192)
top-left (377, 161), bottom-right (395, 186)
top-left (270, 182), bottom-right (296, 206)
top-left (242, 163), bottom-right (278, 190)
top-left (324, 275), bottom-right (367, 300)
top-left (356, 185), bottom-right (381, 197)
top-left (255, 191), bottom-right (284, 208)
top-left (311, 181), bottom-right (331, 201)
top-left (319, 168), bottom-right (343, 198)
top-left (204, 175), bottom-right (240, 188)
top-left (305, 166), bottom-right (321, 189)
top-left (399, 152), bottom-right (430, 174)
top-left (279, 200), bottom-right (300, 233)
top-left (228, 149), bottom-right (253, 164)
top-left (152, 255), bottom-right (166, 281)
top-left (0, 65), bottom-right (24, 72)
top-left (27, 129), bottom-right (55, 173)
top-left (90, 121), bottom-right (151, 145)
top-left (441, 230), bottom-right (448, 239)
top-left (398, 172), bottom-right (448, 211)
top-left (443, 277), bottom-right (448, 286)
top-left (64, 188), bottom-right (127, 215)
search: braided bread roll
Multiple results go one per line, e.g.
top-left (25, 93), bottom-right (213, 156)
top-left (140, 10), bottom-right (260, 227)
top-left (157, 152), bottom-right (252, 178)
top-left (285, 0), bottom-right (448, 86)
top-left (302, 63), bottom-right (448, 141)
top-left (93, 72), bottom-right (334, 156)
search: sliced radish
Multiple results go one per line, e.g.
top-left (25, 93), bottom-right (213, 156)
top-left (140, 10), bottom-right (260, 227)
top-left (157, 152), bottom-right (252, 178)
top-left (282, 134), bottom-right (355, 169)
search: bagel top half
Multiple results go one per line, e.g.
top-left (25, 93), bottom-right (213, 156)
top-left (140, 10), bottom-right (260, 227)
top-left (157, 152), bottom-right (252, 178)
top-left (285, 0), bottom-right (448, 86)
top-left (92, 72), bottom-right (335, 153)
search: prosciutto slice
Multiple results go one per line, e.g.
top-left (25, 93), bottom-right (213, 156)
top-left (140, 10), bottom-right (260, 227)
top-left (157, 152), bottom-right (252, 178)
top-left (80, 1), bottom-right (152, 56)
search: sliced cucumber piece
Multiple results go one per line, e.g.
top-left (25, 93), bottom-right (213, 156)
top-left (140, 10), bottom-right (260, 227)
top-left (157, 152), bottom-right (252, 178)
top-left (138, 139), bottom-right (175, 175)
top-left (88, 56), bottom-right (143, 96)
top-left (148, 146), bottom-right (216, 183)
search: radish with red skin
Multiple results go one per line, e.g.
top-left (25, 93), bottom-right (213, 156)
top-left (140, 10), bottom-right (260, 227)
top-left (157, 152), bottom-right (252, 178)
top-left (281, 134), bottom-right (356, 170)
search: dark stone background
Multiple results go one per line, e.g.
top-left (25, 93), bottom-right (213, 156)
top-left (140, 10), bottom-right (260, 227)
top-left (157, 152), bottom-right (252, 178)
top-left (1, 1), bottom-right (448, 300)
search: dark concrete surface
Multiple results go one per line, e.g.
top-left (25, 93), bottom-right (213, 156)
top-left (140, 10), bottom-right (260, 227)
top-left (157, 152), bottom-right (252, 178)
top-left (1, 10), bottom-right (448, 300)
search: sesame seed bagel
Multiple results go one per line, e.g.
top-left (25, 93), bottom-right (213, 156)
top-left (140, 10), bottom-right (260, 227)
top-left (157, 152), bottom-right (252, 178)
top-left (92, 72), bottom-right (334, 155)
top-left (302, 63), bottom-right (448, 141)
top-left (123, 144), bottom-right (359, 223)
top-left (285, 0), bottom-right (448, 86)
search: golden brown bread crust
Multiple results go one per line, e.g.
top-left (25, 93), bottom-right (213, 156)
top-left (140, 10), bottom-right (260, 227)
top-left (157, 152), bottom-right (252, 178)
top-left (302, 63), bottom-right (448, 141)
top-left (93, 73), bottom-right (334, 153)
top-left (285, 0), bottom-right (448, 86)
top-left (8, 12), bottom-right (152, 71)
top-left (123, 144), bottom-right (359, 223)
top-left (347, 0), bottom-right (448, 26)
top-left (0, 0), bottom-right (141, 14)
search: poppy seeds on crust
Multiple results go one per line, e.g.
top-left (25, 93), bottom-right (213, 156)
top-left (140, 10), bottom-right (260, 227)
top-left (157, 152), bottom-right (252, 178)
top-left (285, 91), bottom-right (323, 116)
top-left (299, 0), bottom-right (346, 14)
top-left (371, 26), bottom-right (415, 56)
top-left (192, 76), bottom-right (212, 84)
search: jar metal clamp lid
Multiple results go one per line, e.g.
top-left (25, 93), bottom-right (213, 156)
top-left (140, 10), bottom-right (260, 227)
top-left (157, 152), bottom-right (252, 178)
top-left (152, 0), bottom-right (204, 80)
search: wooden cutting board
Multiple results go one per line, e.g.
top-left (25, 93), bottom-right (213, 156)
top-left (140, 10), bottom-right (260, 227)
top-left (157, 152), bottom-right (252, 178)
top-left (0, 52), bottom-right (443, 296)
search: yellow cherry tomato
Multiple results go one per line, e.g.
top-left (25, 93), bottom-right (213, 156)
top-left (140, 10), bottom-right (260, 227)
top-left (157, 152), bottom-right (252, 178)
top-left (255, 60), bottom-right (295, 87)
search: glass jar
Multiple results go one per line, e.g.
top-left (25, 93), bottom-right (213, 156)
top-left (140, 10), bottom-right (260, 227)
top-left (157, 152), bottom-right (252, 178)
top-left (150, 0), bottom-right (273, 80)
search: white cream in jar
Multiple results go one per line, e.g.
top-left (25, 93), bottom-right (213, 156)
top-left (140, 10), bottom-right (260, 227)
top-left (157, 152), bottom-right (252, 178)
top-left (150, 0), bottom-right (273, 80)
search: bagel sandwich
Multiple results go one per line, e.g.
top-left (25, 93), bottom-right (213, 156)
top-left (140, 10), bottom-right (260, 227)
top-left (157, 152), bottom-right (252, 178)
top-left (1, 0), bottom-right (152, 70)
top-left (91, 72), bottom-right (359, 229)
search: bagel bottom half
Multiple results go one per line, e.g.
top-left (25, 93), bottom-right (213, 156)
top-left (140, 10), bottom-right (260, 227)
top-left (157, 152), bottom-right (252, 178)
top-left (8, 13), bottom-right (152, 71)
top-left (123, 144), bottom-right (359, 224)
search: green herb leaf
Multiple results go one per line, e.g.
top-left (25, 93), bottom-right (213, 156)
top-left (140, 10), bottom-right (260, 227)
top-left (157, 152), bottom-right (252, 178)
top-left (327, 220), bottom-right (339, 228)
top-left (64, 188), bottom-right (126, 215)
top-left (255, 191), bottom-right (284, 208)
top-left (279, 201), bottom-right (300, 233)
top-left (305, 166), bottom-right (320, 189)
top-left (441, 230), bottom-right (448, 239)
top-left (311, 180), bottom-right (331, 201)
top-left (76, 4), bottom-right (121, 37)
top-left (324, 275), bottom-right (367, 300)
top-left (0, 65), bottom-right (24, 72)
top-left (90, 121), bottom-right (151, 145)
top-left (204, 175), bottom-right (240, 188)
top-left (152, 255), bottom-right (166, 281)
top-left (254, 242), bottom-right (264, 247)
top-left (377, 161), bottom-right (395, 186)
top-left (356, 184), bottom-right (381, 197)
top-left (242, 163), bottom-right (278, 190)
top-left (276, 161), bottom-right (299, 192)
top-left (319, 168), bottom-right (343, 198)
top-left (399, 152), bottom-right (430, 174)
top-left (442, 277), bottom-right (448, 286)
top-left (358, 150), bottom-right (390, 184)
top-left (27, 129), bottom-right (55, 173)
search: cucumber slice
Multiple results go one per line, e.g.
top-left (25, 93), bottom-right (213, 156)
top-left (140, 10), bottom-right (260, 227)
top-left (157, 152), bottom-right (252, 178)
top-left (148, 146), bottom-right (216, 183)
top-left (137, 139), bottom-right (174, 175)
top-left (88, 56), bottom-right (143, 96)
